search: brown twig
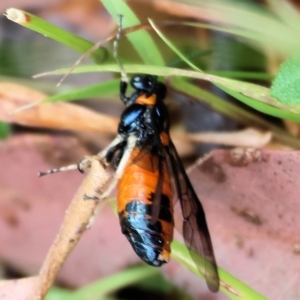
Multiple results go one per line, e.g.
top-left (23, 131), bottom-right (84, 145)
top-left (31, 160), bottom-right (110, 300)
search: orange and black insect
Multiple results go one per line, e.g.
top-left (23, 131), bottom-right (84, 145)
top-left (40, 74), bottom-right (219, 291)
top-left (94, 73), bottom-right (220, 292)
top-left (39, 16), bottom-right (219, 292)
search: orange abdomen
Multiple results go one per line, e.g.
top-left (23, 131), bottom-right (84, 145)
top-left (117, 148), bottom-right (174, 266)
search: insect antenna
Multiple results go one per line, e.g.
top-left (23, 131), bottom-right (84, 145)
top-left (113, 14), bottom-right (129, 85)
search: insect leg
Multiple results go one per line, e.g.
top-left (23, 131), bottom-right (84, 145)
top-left (38, 164), bottom-right (78, 177)
top-left (77, 134), bottom-right (125, 174)
top-left (98, 134), bottom-right (125, 165)
top-left (95, 134), bottom-right (137, 200)
top-left (113, 14), bottom-right (131, 105)
top-left (39, 134), bottom-right (125, 177)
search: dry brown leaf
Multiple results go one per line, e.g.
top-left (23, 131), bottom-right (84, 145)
top-left (0, 82), bottom-right (118, 133)
top-left (163, 148), bottom-right (300, 300)
top-left (284, 120), bottom-right (300, 137)
top-left (2, 123), bottom-right (300, 299)
top-left (174, 128), bottom-right (272, 148)
top-left (0, 134), bottom-right (138, 288)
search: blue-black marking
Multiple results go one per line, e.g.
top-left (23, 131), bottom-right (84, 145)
top-left (119, 193), bottom-right (173, 267)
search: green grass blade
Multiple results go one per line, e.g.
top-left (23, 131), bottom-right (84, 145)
top-left (171, 77), bottom-right (300, 149)
top-left (102, 0), bottom-right (165, 66)
top-left (0, 122), bottom-right (11, 139)
top-left (45, 266), bottom-right (159, 300)
top-left (208, 71), bottom-right (272, 81)
top-left (72, 265), bottom-right (159, 300)
top-left (136, 22), bottom-right (300, 120)
top-left (56, 64), bottom-right (300, 120)
top-left (43, 79), bottom-right (120, 105)
top-left (149, 19), bottom-right (202, 72)
top-left (37, 63), bottom-right (300, 120)
top-left (177, 0), bottom-right (300, 55)
top-left (219, 84), bottom-right (300, 122)
top-left (14, 78), bottom-right (120, 112)
top-left (45, 287), bottom-right (74, 300)
top-left (267, 0), bottom-right (300, 32)
top-left (5, 8), bottom-right (110, 64)
top-left (172, 240), bottom-right (267, 300)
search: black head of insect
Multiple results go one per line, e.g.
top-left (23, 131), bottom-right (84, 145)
top-left (130, 74), bottom-right (167, 100)
top-left (118, 74), bottom-right (169, 144)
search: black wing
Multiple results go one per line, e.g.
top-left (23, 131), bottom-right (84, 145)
top-left (165, 140), bottom-right (219, 292)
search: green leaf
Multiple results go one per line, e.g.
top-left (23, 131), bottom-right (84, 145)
top-left (0, 121), bottom-right (11, 138)
top-left (5, 8), bottom-right (110, 64)
top-left (271, 56), bottom-right (300, 105)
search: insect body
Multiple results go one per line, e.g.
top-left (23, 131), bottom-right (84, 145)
top-left (118, 146), bottom-right (173, 266)
top-left (39, 73), bottom-right (219, 292)
top-left (101, 75), bottom-right (173, 267)
top-left (99, 74), bottom-right (220, 291)
top-left (39, 73), bottom-right (219, 291)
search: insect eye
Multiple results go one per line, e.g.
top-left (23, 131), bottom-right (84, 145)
top-left (147, 79), bottom-right (153, 87)
top-left (131, 75), bottom-right (156, 93)
top-left (133, 76), bottom-right (141, 82)
top-left (131, 76), bottom-right (143, 90)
